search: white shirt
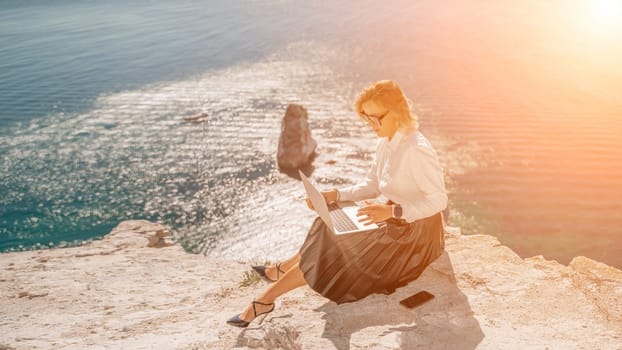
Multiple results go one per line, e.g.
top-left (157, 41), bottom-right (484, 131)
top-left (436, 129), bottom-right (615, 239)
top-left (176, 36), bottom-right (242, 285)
top-left (338, 129), bottom-right (448, 223)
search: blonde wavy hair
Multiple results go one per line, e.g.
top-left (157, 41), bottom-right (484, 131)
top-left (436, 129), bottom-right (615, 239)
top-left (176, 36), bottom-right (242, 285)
top-left (354, 80), bottom-right (418, 131)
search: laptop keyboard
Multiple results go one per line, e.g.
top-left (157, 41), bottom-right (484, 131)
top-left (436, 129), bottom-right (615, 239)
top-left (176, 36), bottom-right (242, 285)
top-left (327, 203), bottom-right (359, 232)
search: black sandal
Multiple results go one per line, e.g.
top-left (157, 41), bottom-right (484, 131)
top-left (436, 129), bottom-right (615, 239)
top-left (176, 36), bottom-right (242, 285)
top-left (226, 300), bottom-right (275, 328)
top-left (251, 263), bottom-right (286, 283)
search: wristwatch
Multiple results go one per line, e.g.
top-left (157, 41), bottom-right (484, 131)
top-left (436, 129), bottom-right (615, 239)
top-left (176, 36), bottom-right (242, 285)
top-left (392, 204), bottom-right (403, 219)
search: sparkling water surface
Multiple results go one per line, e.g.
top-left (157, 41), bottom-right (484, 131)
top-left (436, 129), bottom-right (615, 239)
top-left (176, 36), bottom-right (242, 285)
top-left (1, 0), bottom-right (621, 268)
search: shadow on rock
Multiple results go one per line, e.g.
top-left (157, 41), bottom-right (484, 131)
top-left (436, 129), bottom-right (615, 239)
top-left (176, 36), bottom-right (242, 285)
top-left (235, 322), bottom-right (303, 350)
top-left (317, 252), bottom-right (484, 350)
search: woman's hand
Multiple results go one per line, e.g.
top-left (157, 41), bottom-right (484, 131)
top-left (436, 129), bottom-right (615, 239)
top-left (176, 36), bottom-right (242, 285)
top-left (356, 201), bottom-right (393, 225)
top-left (305, 189), bottom-right (338, 211)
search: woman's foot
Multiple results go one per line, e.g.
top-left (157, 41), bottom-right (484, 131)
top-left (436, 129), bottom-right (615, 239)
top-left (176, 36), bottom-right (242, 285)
top-left (226, 300), bottom-right (275, 328)
top-left (252, 263), bottom-right (286, 283)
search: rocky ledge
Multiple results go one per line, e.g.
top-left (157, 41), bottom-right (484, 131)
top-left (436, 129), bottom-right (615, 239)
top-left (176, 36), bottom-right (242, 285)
top-left (1, 220), bottom-right (621, 350)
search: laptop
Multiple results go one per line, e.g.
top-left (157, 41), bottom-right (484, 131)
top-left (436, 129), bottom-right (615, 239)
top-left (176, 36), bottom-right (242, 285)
top-left (299, 170), bottom-right (378, 235)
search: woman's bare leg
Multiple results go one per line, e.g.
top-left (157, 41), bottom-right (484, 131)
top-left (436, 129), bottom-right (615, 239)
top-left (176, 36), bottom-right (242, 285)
top-left (240, 262), bottom-right (307, 321)
top-left (265, 253), bottom-right (301, 281)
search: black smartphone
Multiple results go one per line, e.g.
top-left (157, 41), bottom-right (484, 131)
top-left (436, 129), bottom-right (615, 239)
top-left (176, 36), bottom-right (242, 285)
top-left (399, 291), bottom-right (435, 309)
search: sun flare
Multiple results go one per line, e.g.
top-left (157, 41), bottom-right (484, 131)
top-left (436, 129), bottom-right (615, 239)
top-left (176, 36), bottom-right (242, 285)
top-left (592, 0), bottom-right (622, 26)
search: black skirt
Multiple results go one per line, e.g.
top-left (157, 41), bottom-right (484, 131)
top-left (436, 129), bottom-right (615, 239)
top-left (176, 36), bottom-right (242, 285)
top-left (298, 212), bottom-right (445, 305)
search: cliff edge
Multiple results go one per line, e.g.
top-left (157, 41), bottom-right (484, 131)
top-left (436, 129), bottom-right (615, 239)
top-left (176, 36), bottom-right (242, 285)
top-left (1, 220), bottom-right (621, 349)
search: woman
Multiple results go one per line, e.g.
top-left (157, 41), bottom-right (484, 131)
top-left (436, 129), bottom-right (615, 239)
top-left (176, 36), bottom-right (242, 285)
top-left (227, 80), bottom-right (448, 327)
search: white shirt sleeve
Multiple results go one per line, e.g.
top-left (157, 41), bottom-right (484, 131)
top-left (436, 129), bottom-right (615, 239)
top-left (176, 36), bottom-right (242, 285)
top-left (398, 145), bottom-right (448, 222)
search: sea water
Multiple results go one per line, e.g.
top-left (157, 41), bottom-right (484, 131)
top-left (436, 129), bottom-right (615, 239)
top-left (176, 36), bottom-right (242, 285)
top-left (1, 0), bottom-right (621, 268)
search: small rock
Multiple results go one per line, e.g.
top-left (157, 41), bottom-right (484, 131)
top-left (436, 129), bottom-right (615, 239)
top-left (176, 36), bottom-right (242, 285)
top-left (155, 229), bottom-right (169, 238)
top-left (277, 104), bottom-right (317, 169)
top-left (183, 112), bottom-right (209, 123)
top-left (147, 235), bottom-right (173, 248)
top-left (17, 291), bottom-right (29, 298)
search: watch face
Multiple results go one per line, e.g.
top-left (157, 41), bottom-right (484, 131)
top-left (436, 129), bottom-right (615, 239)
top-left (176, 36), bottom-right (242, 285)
top-left (394, 205), bottom-right (403, 218)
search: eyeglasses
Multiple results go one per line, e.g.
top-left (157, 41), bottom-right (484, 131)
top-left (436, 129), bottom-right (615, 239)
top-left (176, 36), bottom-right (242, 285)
top-left (361, 111), bottom-right (389, 129)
